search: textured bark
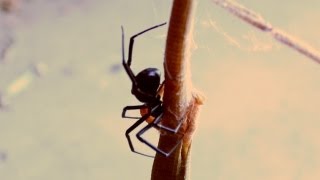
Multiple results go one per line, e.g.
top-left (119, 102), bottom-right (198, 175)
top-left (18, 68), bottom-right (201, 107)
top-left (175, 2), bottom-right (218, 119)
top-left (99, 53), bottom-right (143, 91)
top-left (151, 0), bottom-right (204, 179)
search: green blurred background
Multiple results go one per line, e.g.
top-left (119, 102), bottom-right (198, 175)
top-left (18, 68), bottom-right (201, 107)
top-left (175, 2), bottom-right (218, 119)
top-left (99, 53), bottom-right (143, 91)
top-left (1, 0), bottom-right (320, 179)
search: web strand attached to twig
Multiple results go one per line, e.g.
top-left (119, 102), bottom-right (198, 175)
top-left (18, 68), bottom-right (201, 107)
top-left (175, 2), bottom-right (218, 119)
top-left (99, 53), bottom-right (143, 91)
top-left (212, 0), bottom-right (320, 65)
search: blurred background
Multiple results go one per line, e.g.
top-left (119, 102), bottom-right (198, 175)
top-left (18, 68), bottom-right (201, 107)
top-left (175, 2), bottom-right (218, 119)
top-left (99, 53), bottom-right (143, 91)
top-left (1, 0), bottom-right (320, 179)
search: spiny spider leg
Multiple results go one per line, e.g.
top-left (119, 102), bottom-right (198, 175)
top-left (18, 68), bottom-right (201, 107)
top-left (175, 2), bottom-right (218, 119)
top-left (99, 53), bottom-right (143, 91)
top-left (122, 105), bottom-right (148, 119)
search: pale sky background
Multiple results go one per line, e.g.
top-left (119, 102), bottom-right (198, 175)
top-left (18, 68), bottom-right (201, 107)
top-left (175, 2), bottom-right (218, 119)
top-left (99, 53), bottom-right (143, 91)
top-left (1, 0), bottom-right (320, 179)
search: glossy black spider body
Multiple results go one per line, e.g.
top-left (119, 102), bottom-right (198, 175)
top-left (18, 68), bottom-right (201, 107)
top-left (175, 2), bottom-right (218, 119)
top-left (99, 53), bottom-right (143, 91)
top-left (121, 23), bottom-right (184, 157)
top-left (132, 67), bottom-right (160, 103)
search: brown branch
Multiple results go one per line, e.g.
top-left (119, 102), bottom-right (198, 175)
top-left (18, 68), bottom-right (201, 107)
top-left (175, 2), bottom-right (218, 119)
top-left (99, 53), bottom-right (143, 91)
top-left (151, 0), bottom-right (204, 179)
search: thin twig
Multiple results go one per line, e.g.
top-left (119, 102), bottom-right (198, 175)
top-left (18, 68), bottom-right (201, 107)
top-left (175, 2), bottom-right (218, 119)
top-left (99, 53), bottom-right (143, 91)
top-left (212, 0), bottom-right (320, 64)
top-left (151, 0), bottom-right (204, 180)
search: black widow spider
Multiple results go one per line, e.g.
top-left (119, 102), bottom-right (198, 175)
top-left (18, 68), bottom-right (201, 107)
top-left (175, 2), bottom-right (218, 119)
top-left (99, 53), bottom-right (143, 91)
top-left (121, 23), bottom-right (185, 157)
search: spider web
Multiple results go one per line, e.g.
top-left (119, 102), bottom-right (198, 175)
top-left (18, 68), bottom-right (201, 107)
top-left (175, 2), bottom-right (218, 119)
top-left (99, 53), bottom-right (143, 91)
top-left (212, 0), bottom-right (320, 65)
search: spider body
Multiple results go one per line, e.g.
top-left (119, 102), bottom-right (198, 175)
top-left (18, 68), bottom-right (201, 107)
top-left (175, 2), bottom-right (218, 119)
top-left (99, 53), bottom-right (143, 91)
top-left (132, 68), bottom-right (161, 103)
top-left (121, 23), bottom-right (185, 157)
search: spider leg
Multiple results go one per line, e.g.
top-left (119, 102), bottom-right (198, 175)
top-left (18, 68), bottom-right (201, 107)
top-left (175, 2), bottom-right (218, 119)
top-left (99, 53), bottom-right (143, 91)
top-left (125, 114), bottom-right (155, 158)
top-left (156, 80), bottom-right (165, 97)
top-left (136, 112), bottom-right (183, 157)
top-left (121, 26), bottom-right (136, 85)
top-left (156, 117), bottom-right (185, 134)
top-left (155, 107), bottom-right (189, 134)
top-left (122, 105), bottom-right (147, 119)
top-left (121, 23), bottom-right (166, 86)
top-left (127, 22), bottom-right (166, 67)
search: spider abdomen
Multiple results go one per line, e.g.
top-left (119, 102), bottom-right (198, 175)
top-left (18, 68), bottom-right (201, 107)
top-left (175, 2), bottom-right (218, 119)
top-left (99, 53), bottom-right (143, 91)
top-left (132, 68), bottom-right (161, 103)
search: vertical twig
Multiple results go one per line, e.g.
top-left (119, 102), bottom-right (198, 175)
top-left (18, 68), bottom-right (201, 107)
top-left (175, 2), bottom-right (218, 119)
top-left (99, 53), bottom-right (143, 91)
top-left (151, 0), bottom-right (204, 179)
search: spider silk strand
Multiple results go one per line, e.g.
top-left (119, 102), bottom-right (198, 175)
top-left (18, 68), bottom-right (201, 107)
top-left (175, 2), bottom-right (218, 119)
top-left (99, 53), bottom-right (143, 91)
top-left (212, 0), bottom-right (320, 64)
